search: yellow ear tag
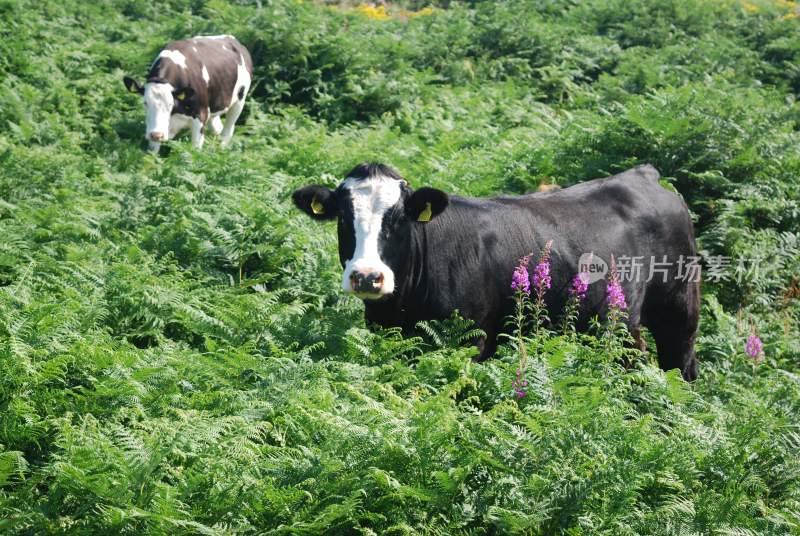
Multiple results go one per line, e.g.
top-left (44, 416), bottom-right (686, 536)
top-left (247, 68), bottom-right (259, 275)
top-left (311, 196), bottom-right (325, 215)
top-left (418, 202), bottom-right (432, 222)
top-left (176, 91), bottom-right (186, 101)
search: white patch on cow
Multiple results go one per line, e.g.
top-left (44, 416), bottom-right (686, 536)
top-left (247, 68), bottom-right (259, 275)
top-left (168, 114), bottom-right (192, 139)
top-left (340, 175), bottom-right (403, 298)
top-left (236, 54), bottom-right (251, 101)
top-left (202, 34), bottom-right (234, 40)
top-left (192, 46), bottom-right (198, 53)
top-left (202, 65), bottom-right (210, 85)
top-left (219, 53), bottom-right (251, 147)
top-left (143, 82), bottom-right (174, 140)
top-left (158, 49), bottom-right (187, 69)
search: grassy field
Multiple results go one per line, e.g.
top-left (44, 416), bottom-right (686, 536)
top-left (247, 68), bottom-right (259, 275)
top-left (2, 0), bottom-right (800, 533)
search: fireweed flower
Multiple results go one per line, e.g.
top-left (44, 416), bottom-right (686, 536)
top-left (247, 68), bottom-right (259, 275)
top-left (745, 332), bottom-right (764, 363)
top-left (533, 260), bottom-right (551, 291)
top-left (532, 241), bottom-right (553, 293)
top-left (606, 258), bottom-right (627, 311)
top-left (530, 240), bottom-right (554, 332)
top-left (510, 253), bottom-right (532, 400)
top-left (561, 269), bottom-right (589, 335)
top-left (511, 368), bottom-right (528, 398)
top-left (511, 253), bottom-right (532, 295)
top-left (570, 272), bottom-right (589, 300)
top-left (509, 242), bottom-right (553, 401)
top-left (606, 280), bottom-right (627, 310)
top-left (603, 256), bottom-right (631, 351)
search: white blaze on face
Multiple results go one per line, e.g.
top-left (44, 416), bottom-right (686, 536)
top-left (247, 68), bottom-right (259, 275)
top-left (341, 175), bottom-right (403, 297)
top-left (143, 82), bottom-right (174, 139)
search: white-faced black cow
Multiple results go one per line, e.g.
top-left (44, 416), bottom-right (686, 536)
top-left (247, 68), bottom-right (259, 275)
top-left (123, 35), bottom-right (253, 152)
top-left (293, 163), bottom-right (701, 380)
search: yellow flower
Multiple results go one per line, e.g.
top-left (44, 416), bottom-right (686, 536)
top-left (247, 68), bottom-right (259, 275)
top-left (406, 6), bottom-right (435, 18)
top-left (354, 3), bottom-right (435, 21)
top-left (742, 1), bottom-right (760, 12)
top-left (357, 4), bottom-right (391, 21)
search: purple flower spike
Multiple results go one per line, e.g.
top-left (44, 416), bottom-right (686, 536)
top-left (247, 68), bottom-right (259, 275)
top-left (606, 257), bottom-right (627, 310)
top-left (745, 332), bottom-right (764, 363)
top-left (532, 240), bottom-right (554, 293)
top-left (570, 272), bottom-right (589, 299)
top-left (606, 280), bottom-right (627, 310)
top-left (512, 368), bottom-right (528, 398)
top-left (533, 261), bottom-right (551, 291)
top-left (511, 253), bottom-right (532, 295)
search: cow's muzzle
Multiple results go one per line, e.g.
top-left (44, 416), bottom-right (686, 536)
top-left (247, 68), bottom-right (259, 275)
top-left (349, 270), bottom-right (384, 294)
top-left (149, 131), bottom-right (166, 142)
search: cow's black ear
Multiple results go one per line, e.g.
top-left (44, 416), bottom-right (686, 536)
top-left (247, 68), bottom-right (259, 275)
top-left (406, 187), bottom-right (449, 223)
top-left (292, 185), bottom-right (338, 221)
top-left (123, 76), bottom-right (144, 95)
top-left (174, 86), bottom-right (195, 102)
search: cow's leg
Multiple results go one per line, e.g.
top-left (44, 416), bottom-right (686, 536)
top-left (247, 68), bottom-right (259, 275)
top-left (471, 329), bottom-right (498, 362)
top-left (649, 322), bottom-right (698, 381)
top-left (644, 283), bottom-right (700, 381)
top-left (191, 118), bottom-right (205, 149)
top-left (220, 98), bottom-right (245, 147)
top-left (210, 115), bottom-right (224, 136)
top-left (468, 312), bottom-right (501, 362)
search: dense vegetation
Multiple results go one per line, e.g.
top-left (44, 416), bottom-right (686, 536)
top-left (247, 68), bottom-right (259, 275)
top-left (1, 0), bottom-right (800, 533)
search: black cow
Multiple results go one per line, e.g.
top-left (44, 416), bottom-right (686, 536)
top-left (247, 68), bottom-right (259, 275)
top-left (293, 163), bottom-right (700, 380)
top-left (123, 35), bottom-right (253, 152)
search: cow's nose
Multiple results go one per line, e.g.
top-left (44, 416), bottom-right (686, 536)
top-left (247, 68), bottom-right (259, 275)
top-left (350, 270), bottom-right (384, 293)
top-left (149, 131), bottom-right (165, 142)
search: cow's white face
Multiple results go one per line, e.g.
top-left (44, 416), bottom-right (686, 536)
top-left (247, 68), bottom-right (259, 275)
top-left (143, 82), bottom-right (174, 142)
top-left (340, 175), bottom-right (404, 298)
top-left (292, 163), bottom-right (450, 302)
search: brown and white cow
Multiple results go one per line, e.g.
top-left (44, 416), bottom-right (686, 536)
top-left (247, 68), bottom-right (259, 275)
top-left (123, 35), bottom-right (253, 152)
